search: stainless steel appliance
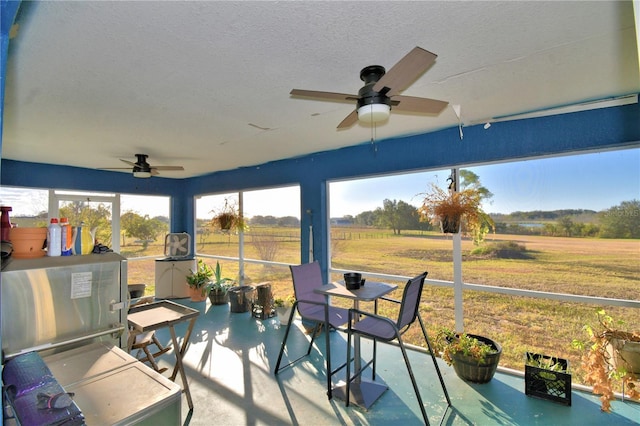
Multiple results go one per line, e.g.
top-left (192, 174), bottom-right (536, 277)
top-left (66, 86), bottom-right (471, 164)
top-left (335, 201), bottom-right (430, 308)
top-left (1, 254), bottom-right (182, 425)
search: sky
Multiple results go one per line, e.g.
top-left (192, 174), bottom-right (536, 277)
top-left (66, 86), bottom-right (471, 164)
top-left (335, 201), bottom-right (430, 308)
top-left (1, 148), bottom-right (638, 219)
top-left (328, 148), bottom-right (640, 217)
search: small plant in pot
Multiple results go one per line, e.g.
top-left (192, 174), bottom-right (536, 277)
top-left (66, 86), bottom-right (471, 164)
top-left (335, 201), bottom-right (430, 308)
top-left (434, 327), bottom-right (502, 383)
top-left (418, 178), bottom-right (494, 244)
top-left (186, 259), bottom-right (213, 302)
top-left (206, 261), bottom-right (234, 305)
top-left (525, 352), bottom-right (572, 406)
top-left (572, 309), bottom-right (640, 412)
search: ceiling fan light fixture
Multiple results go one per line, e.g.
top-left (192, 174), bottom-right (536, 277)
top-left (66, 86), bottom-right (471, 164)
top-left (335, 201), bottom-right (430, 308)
top-left (357, 103), bottom-right (390, 124)
top-left (133, 170), bottom-right (152, 178)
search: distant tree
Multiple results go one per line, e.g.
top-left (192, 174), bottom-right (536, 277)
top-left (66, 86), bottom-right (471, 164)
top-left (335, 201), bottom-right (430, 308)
top-left (460, 170), bottom-right (494, 201)
top-left (599, 200), bottom-right (640, 238)
top-left (250, 215), bottom-right (278, 226)
top-left (277, 216), bottom-right (300, 227)
top-left (59, 202), bottom-right (112, 245)
top-left (355, 210), bottom-right (377, 226)
top-left (558, 216), bottom-right (574, 236)
top-left (120, 211), bottom-right (167, 249)
top-left (542, 223), bottom-right (558, 236)
top-left (376, 199), bottom-right (420, 235)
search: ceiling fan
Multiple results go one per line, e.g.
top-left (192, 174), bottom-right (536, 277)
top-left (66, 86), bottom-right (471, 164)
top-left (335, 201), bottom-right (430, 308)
top-left (103, 154), bottom-right (184, 178)
top-left (291, 46), bottom-right (448, 128)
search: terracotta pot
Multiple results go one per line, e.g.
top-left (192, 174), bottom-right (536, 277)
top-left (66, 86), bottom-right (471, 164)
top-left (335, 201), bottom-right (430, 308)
top-left (9, 227), bottom-right (47, 259)
top-left (188, 286), bottom-right (207, 302)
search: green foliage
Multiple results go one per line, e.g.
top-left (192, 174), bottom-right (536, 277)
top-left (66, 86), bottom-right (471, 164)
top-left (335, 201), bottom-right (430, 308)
top-left (470, 241), bottom-right (532, 259)
top-left (375, 199), bottom-right (421, 235)
top-left (525, 353), bottom-right (569, 373)
top-left (186, 259), bottom-right (213, 289)
top-left (206, 261), bottom-right (234, 293)
top-left (599, 200), bottom-right (640, 238)
top-left (273, 294), bottom-right (295, 308)
top-left (120, 211), bottom-right (167, 248)
top-left (459, 169), bottom-right (494, 200)
top-left (59, 201), bottom-right (112, 245)
top-left (434, 328), bottom-right (499, 366)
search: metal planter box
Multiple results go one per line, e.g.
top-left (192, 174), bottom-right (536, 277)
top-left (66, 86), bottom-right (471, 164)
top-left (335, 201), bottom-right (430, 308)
top-left (525, 352), bottom-right (571, 406)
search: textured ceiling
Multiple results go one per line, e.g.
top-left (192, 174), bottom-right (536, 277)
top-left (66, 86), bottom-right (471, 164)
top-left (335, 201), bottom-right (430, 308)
top-left (2, 1), bottom-right (639, 179)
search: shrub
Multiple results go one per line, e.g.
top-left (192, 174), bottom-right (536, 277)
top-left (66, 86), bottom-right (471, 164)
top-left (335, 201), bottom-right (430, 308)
top-left (470, 241), bottom-right (532, 259)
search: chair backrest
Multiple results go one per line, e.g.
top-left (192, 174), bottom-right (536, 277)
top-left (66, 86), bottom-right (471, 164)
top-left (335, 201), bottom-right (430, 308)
top-left (289, 261), bottom-right (326, 315)
top-left (396, 272), bottom-right (428, 331)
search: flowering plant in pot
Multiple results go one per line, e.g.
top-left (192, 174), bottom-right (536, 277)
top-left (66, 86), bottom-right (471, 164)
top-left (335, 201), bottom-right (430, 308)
top-left (206, 261), bottom-right (234, 305)
top-left (572, 309), bottom-right (640, 412)
top-left (186, 259), bottom-right (212, 302)
top-left (434, 327), bottom-right (502, 383)
top-left (418, 181), bottom-right (494, 244)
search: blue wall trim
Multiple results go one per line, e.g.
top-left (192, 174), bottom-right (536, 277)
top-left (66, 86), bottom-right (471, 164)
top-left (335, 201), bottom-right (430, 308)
top-left (2, 101), bottom-right (639, 272)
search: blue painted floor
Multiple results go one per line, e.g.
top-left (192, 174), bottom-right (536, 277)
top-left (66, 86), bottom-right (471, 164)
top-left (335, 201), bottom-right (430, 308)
top-left (147, 299), bottom-right (640, 425)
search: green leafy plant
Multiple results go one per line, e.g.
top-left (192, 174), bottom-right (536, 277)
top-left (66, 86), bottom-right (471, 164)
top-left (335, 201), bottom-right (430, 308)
top-left (186, 259), bottom-right (213, 290)
top-left (526, 352), bottom-right (569, 373)
top-left (572, 309), bottom-right (640, 412)
top-left (206, 261), bottom-right (234, 293)
top-left (526, 353), bottom-right (569, 380)
top-left (434, 327), bottom-right (498, 365)
top-left (418, 182), bottom-right (494, 244)
top-left (273, 295), bottom-right (295, 308)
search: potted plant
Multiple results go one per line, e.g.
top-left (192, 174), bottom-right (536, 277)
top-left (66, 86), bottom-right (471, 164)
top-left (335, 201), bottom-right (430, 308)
top-left (572, 309), bottom-right (640, 412)
top-left (418, 182), bottom-right (494, 244)
top-left (434, 328), bottom-right (502, 383)
top-left (206, 261), bottom-right (234, 305)
top-left (525, 352), bottom-right (572, 406)
top-left (210, 198), bottom-right (247, 233)
top-left (186, 259), bottom-right (212, 302)
top-left (273, 295), bottom-right (296, 325)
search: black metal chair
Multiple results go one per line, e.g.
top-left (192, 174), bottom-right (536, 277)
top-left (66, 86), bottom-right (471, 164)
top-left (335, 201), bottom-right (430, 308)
top-left (274, 261), bottom-right (349, 399)
top-left (346, 272), bottom-right (451, 425)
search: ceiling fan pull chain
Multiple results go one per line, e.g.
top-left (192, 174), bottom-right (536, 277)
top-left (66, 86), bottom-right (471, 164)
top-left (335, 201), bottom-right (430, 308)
top-left (371, 123), bottom-right (378, 154)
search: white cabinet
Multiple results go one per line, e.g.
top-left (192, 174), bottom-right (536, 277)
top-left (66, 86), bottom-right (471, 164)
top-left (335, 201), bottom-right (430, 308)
top-left (155, 258), bottom-right (195, 298)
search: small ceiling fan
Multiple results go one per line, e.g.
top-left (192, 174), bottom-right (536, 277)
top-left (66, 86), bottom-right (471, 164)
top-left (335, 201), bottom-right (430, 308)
top-left (291, 46), bottom-right (448, 128)
top-left (103, 154), bottom-right (184, 178)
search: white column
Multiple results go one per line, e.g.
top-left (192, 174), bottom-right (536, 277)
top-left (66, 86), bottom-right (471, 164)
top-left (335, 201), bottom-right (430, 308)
top-left (451, 168), bottom-right (464, 332)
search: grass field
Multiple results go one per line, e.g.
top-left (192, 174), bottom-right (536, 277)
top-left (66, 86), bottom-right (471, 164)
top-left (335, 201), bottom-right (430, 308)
top-left (127, 227), bottom-right (639, 390)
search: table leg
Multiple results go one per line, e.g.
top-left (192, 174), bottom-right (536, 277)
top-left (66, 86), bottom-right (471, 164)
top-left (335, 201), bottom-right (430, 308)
top-left (333, 299), bottom-right (387, 409)
top-left (170, 317), bottom-right (197, 381)
top-left (168, 319), bottom-right (196, 410)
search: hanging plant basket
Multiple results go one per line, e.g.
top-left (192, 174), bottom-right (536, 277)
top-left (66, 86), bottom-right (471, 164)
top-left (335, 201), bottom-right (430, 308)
top-left (216, 212), bottom-right (235, 231)
top-left (440, 215), bottom-right (461, 234)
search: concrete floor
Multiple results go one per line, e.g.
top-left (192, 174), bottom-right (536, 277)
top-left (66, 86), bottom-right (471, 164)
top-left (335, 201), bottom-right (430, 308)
top-left (147, 299), bottom-right (640, 426)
